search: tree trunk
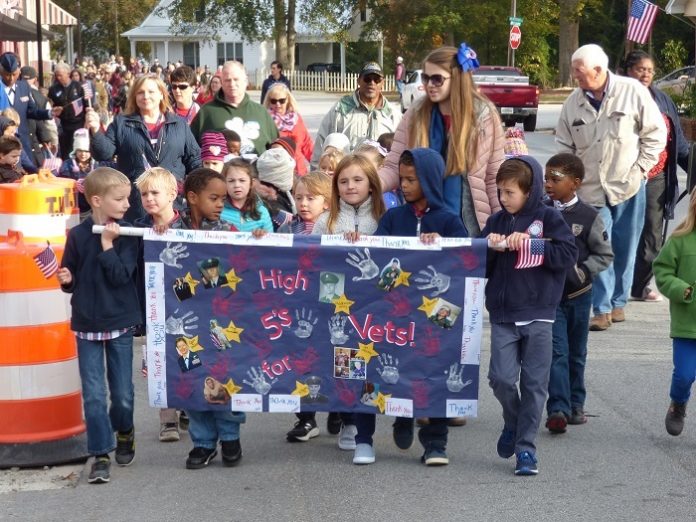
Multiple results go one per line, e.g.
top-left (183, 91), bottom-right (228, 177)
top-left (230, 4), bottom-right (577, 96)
top-left (273, 0), bottom-right (288, 65)
top-left (286, 0), bottom-right (296, 70)
top-left (558, 0), bottom-right (580, 87)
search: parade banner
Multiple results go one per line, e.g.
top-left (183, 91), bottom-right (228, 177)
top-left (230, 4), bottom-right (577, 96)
top-left (144, 230), bottom-right (487, 418)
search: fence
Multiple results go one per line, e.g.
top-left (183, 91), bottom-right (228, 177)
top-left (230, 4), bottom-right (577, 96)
top-left (252, 69), bottom-right (396, 93)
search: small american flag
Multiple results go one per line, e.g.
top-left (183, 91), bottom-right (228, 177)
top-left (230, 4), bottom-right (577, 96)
top-left (33, 243), bottom-right (59, 278)
top-left (42, 154), bottom-right (62, 174)
top-left (515, 238), bottom-right (545, 269)
top-left (627, 0), bottom-right (658, 45)
top-left (82, 81), bottom-right (93, 99)
top-left (71, 98), bottom-right (84, 116)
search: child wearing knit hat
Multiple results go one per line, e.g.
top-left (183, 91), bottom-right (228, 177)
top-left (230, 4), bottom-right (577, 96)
top-left (200, 131), bottom-right (229, 172)
top-left (255, 147), bottom-right (296, 231)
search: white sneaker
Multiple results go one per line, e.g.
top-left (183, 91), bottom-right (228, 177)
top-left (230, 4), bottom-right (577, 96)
top-left (353, 443), bottom-right (375, 464)
top-left (338, 423), bottom-right (357, 450)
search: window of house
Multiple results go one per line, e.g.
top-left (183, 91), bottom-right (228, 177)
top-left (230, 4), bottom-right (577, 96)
top-left (217, 42), bottom-right (244, 66)
top-left (183, 43), bottom-right (200, 68)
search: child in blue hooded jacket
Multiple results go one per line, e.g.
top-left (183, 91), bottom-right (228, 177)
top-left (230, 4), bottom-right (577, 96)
top-left (481, 156), bottom-right (577, 476)
top-left (352, 148), bottom-right (467, 467)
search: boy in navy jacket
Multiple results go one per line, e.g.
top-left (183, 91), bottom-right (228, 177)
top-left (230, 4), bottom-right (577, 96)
top-left (58, 167), bottom-right (141, 484)
top-left (481, 156), bottom-right (577, 476)
top-left (353, 148), bottom-right (467, 467)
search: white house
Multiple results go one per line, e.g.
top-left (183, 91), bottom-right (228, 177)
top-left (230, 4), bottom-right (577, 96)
top-left (122, 0), bottom-right (380, 75)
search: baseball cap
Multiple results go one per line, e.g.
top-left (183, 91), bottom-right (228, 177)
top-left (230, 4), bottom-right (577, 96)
top-left (20, 66), bottom-right (37, 80)
top-left (359, 61), bottom-right (383, 78)
top-left (0, 53), bottom-right (20, 73)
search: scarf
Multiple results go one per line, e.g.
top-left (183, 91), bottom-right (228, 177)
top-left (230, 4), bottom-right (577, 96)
top-left (428, 105), bottom-right (462, 217)
top-left (270, 109), bottom-right (298, 132)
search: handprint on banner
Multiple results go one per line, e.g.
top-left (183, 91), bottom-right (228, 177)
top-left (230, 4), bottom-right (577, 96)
top-left (328, 314), bottom-right (350, 345)
top-left (165, 309), bottom-right (199, 336)
top-left (246, 330), bottom-right (274, 361)
top-left (228, 250), bottom-right (256, 273)
top-left (252, 290), bottom-right (276, 310)
top-left (242, 366), bottom-right (276, 395)
top-left (294, 308), bottom-right (318, 339)
top-left (411, 379), bottom-right (430, 409)
top-left (458, 249), bottom-right (481, 271)
top-left (375, 353), bottom-right (400, 384)
top-left (385, 292), bottom-right (412, 317)
top-left (335, 379), bottom-right (358, 407)
top-left (159, 242), bottom-right (189, 268)
top-left (298, 246), bottom-right (321, 272)
top-left (291, 347), bottom-right (320, 375)
top-left (445, 362), bottom-right (473, 393)
top-left (420, 326), bottom-right (440, 357)
top-left (174, 374), bottom-right (196, 400)
top-left (414, 265), bottom-right (451, 297)
top-left (345, 248), bottom-right (379, 281)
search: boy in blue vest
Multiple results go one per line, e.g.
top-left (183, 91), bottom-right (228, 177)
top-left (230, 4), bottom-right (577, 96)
top-left (57, 167), bottom-right (141, 484)
top-left (543, 153), bottom-right (613, 434)
top-left (352, 147), bottom-right (468, 467)
top-left (482, 156), bottom-right (577, 476)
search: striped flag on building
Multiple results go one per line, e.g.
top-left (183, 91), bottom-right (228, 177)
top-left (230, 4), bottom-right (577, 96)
top-left (627, 0), bottom-right (659, 44)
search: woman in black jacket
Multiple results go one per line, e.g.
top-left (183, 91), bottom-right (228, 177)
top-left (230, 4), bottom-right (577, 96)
top-left (86, 75), bottom-right (201, 221)
top-left (623, 50), bottom-right (691, 302)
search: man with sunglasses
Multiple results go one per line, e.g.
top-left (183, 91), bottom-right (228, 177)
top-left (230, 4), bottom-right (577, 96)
top-left (169, 65), bottom-right (200, 125)
top-left (311, 61), bottom-right (401, 168)
top-left (260, 61), bottom-right (291, 105)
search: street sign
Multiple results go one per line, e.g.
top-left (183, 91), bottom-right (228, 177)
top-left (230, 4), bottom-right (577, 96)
top-left (509, 25), bottom-right (521, 50)
top-left (509, 16), bottom-right (523, 26)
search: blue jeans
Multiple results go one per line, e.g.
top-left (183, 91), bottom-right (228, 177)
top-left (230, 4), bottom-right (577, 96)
top-left (670, 338), bottom-right (696, 404)
top-left (76, 333), bottom-right (135, 455)
top-left (593, 183), bottom-right (646, 314)
top-left (186, 410), bottom-right (246, 449)
top-left (547, 291), bottom-right (592, 416)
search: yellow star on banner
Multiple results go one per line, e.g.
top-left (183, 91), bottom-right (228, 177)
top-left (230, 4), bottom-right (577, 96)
top-left (183, 272), bottom-right (200, 295)
top-left (332, 293), bottom-right (355, 315)
top-left (394, 269), bottom-right (412, 288)
top-left (184, 336), bottom-right (203, 352)
top-left (223, 378), bottom-right (242, 396)
top-left (223, 320), bottom-right (244, 343)
top-left (222, 269), bottom-right (242, 291)
top-left (355, 341), bottom-right (379, 364)
top-left (418, 296), bottom-right (438, 316)
top-left (374, 391), bottom-right (392, 414)
top-left (291, 380), bottom-right (309, 397)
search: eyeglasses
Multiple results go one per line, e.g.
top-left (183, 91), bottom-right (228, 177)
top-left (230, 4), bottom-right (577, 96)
top-left (361, 75), bottom-right (383, 84)
top-left (269, 98), bottom-right (287, 105)
top-left (170, 83), bottom-right (190, 90)
top-left (632, 67), bottom-right (654, 75)
top-left (421, 73), bottom-right (451, 87)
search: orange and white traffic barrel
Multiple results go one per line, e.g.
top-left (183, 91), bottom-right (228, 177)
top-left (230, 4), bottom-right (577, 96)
top-left (0, 170), bottom-right (79, 245)
top-left (0, 232), bottom-right (87, 468)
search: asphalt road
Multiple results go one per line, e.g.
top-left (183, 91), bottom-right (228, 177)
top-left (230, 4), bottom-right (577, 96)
top-left (1, 91), bottom-right (694, 522)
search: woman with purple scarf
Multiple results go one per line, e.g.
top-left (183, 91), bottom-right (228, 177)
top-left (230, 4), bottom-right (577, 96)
top-left (263, 83), bottom-right (313, 175)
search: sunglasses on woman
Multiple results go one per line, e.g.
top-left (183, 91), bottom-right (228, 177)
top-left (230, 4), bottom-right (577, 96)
top-left (170, 83), bottom-right (191, 90)
top-left (269, 98), bottom-right (287, 105)
top-left (421, 73), bottom-right (450, 87)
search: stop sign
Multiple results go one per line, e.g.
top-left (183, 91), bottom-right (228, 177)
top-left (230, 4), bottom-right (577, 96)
top-left (510, 25), bottom-right (521, 50)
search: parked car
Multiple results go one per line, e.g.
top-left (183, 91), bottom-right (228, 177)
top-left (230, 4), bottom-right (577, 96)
top-left (306, 63), bottom-right (342, 73)
top-left (654, 66), bottom-right (695, 95)
top-left (400, 66), bottom-right (540, 131)
top-left (400, 69), bottom-right (425, 112)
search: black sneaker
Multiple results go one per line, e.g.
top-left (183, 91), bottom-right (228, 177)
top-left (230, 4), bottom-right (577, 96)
top-left (221, 440), bottom-right (242, 467)
top-left (115, 429), bottom-right (135, 466)
top-left (392, 418), bottom-right (414, 450)
top-left (179, 411), bottom-right (189, 431)
top-left (326, 412), bottom-right (342, 435)
top-left (666, 401), bottom-right (687, 436)
top-left (87, 456), bottom-right (111, 484)
top-left (186, 447), bottom-right (218, 469)
top-left (422, 448), bottom-right (449, 466)
top-left (287, 419), bottom-right (320, 442)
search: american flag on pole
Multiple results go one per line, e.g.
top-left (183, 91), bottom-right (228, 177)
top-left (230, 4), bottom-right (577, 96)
top-left (71, 98), bottom-right (84, 116)
top-left (514, 238), bottom-right (545, 269)
top-left (33, 243), bottom-right (59, 279)
top-left (41, 153), bottom-right (62, 174)
top-left (627, 0), bottom-right (659, 44)
top-left (82, 81), bottom-right (93, 99)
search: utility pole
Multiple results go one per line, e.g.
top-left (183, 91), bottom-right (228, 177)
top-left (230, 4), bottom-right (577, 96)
top-left (76, 0), bottom-right (82, 62)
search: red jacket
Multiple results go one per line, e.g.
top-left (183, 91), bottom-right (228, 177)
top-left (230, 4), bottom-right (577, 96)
top-left (278, 114), bottom-right (313, 176)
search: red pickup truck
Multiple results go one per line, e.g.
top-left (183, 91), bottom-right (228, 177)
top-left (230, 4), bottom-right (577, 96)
top-left (473, 66), bottom-right (540, 132)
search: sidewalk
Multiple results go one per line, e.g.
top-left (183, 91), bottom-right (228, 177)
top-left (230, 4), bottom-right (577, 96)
top-left (2, 296), bottom-right (695, 521)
